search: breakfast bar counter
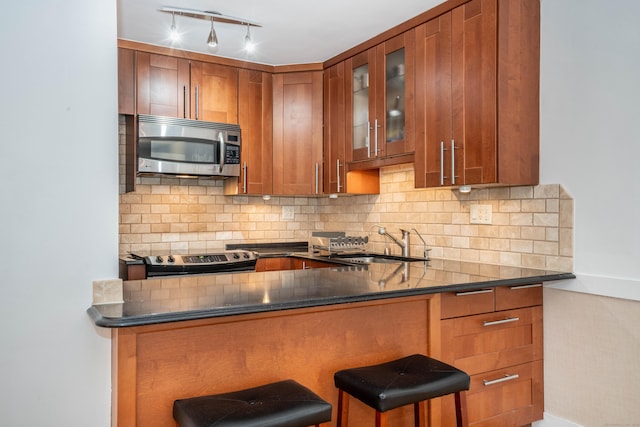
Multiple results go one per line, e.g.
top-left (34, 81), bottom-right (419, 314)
top-left (88, 257), bottom-right (573, 328)
top-left (89, 259), bottom-right (574, 427)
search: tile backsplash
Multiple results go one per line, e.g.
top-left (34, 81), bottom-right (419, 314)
top-left (119, 161), bottom-right (573, 272)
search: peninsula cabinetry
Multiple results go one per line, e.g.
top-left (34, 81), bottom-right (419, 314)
top-left (440, 284), bottom-right (543, 426)
top-left (272, 71), bottom-right (323, 195)
top-left (415, 0), bottom-right (540, 188)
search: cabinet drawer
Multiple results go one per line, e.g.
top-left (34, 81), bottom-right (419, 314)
top-left (440, 360), bottom-right (543, 427)
top-left (441, 306), bottom-right (542, 375)
top-left (441, 288), bottom-right (495, 319)
top-left (495, 283), bottom-right (542, 311)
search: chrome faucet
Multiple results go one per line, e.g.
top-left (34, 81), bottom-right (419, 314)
top-left (377, 226), bottom-right (411, 257)
top-left (376, 226), bottom-right (430, 260)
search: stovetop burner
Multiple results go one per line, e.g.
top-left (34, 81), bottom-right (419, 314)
top-left (139, 250), bottom-right (258, 277)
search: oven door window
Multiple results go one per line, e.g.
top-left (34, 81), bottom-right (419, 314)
top-left (141, 138), bottom-right (219, 164)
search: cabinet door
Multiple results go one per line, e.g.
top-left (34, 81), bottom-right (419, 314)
top-left (347, 48), bottom-right (376, 162)
top-left (236, 69), bottom-right (273, 195)
top-left (272, 71), bottom-right (323, 195)
top-left (323, 62), bottom-right (347, 194)
top-left (117, 48), bottom-right (135, 115)
top-left (347, 32), bottom-right (415, 163)
top-left (415, 13), bottom-right (456, 187)
top-left (190, 61), bottom-right (238, 123)
top-left (376, 31), bottom-right (415, 158)
top-left (452, 0), bottom-right (498, 185)
top-left (136, 52), bottom-right (190, 118)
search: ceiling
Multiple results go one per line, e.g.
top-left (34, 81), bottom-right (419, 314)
top-left (118, 0), bottom-right (446, 66)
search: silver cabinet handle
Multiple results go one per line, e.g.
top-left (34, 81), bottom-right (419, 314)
top-left (374, 119), bottom-right (380, 156)
top-left (195, 85), bottom-right (199, 120)
top-left (510, 284), bottom-right (542, 290)
top-left (483, 317), bottom-right (520, 327)
top-left (242, 161), bottom-right (247, 194)
top-left (336, 159), bottom-right (342, 192)
top-left (455, 289), bottom-right (493, 296)
top-left (440, 141), bottom-right (445, 185)
top-left (218, 132), bottom-right (225, 173)
top-left (451, 139), bottom-right (458, 185)
top-left (367, 121), bottom-right (371, 158)
top-left (183, 86), bottom-right (187, 118)
top-left (483, 374), bottom-right (520, 387)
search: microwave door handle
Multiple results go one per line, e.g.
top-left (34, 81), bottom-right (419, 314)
top-left (218, 132), bottom-right (225, 173)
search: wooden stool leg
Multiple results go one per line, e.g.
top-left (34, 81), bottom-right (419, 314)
top-left (337, 389), bottom-right (349, 427)
top-left (375, 410), bottom-right (389, 427)
top-left (454, 391), bottom-right (469, 427)
top-left (414, 401), bottom-right (425, 426)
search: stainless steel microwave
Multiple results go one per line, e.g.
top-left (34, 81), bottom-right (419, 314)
top-left (137, 114), bottom-right (241, 178)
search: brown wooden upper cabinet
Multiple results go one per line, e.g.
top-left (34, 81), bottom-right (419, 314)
top-left (272, 71), bottom-right (323, 196)
top-left (415, 0), bottom-right (540, 188)
top-left (135, 52), bottom-right (238, 123)
top-left (190, 61), bottom-right (238, 123)
top-left (225, 69), bottom-right (274, 195)
top-left (346, 31), bottom-right (416, 163)
top-left (136, 52), bottom-right (190, 118)
top-left (324, 62), bottom-right (381, 196)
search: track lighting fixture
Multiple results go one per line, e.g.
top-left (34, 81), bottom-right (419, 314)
top-left (207, 18), bottom-right (218, 48)
top-left (244, 24), bottom-right (254, 53)
top-left (169, 12), bottom-right (179, 42)
top-left (160, 7), bottom-right (260, 51)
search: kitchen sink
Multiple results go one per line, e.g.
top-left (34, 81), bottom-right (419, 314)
top-left (327, 253), bottom-right (427, 265)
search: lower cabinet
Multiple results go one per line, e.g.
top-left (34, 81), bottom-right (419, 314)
top-left (254, 257), bottom-right (339, 272)
top-left (439, 284), bottom-right (543, 426)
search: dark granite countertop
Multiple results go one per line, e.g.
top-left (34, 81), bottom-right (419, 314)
top-left (88, 257), bottom-right (574, 328)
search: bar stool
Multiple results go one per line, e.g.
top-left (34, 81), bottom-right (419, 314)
top-left (173, 379), bottom-right (332, 427)
top-left (334, 354), bottom-right (470, 427)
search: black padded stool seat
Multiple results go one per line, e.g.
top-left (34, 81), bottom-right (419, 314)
top-left (173, 379), bottom-right (332, 427)
top-left (334, 354), bottom-right (470, 427)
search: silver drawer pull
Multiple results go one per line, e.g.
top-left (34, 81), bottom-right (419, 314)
top-left (509, 284), bottom-right (542, 290)
top-left (483, 373), bottom-right (520, 386)
top-left (455, 289), bottom-right (493, 296)
top-left (483, 317), bottom-right (520, 327)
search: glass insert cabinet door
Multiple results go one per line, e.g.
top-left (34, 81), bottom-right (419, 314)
top-left (349, 31), bottom-right (413, 162)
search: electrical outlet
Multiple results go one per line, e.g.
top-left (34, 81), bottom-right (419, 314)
top-left (470, 204), bottom-right (493, 224)
top-left (282, 206), bottom-right (295, 220)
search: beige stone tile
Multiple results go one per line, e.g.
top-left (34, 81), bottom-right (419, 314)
top-left (559, 228), bottom-right (574, 257)
top-left (521, 199), bottom-right (546, 213)
top-left (490, 239), bottom-right (510, 251)
top-left (499, 226), bottom-right (521, 239)
top-left (499, 252), bottom-right (522, 266)
top-left (521, 254), bottom-right (546, 269)
top-left (521, 226), bottom-right (546, 241)
top-left (534, 213), bottom-right (559, 227)
top-left (534, 241), bottom-right (559, 256)
top-left (546, 228), bottom-right (559, 242)
top-left (469, 237), bottom-right (490, 250)
top-left (510, 213), bottom-right (533, 226)
top-left (510, 239), bottom-right (533, 253)
top-left (488, 187), bottom-right (510, 200)
top-left (499, 200), bottom-right (521, 212)
top-left (479, 251), bottom-right (500, 265)
top-left (534, 184), bottom-right (559, 199)
top-left (559, 199), bottom-right (574, 228)
top-left (510, 186), bottom-right (534, 199)
top-left (492, 213), bottom-right (510, 226)
top-left (546, 256), bottom-right (573, 271)
top-left (546, 199), bottom-right (559, 213)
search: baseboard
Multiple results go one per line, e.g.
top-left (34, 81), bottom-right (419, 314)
top-left (533, 412), bottom-right (584, 427)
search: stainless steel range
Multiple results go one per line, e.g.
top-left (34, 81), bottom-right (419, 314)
top-left (138, 250), bottom-right (258, 277)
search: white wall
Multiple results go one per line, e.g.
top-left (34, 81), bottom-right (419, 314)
top-left (0, 1), bottom-right (118, 426)
top-left (539, 0), bottom-right (640, 425)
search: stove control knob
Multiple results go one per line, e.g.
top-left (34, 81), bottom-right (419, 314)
top-left (243, 253), bottom-right (250, 259)
top-left (155, 256), bottom-right (163, 263)
top-left (168, 255), bottom-right (175, 263)
top-left (232, 253), bottom-right (240, 259)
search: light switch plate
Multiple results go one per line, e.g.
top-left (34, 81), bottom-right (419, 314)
top-left (470, 204), bottom-right (493, 224)
top-left (282, 206), bottom-right (295, 220)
